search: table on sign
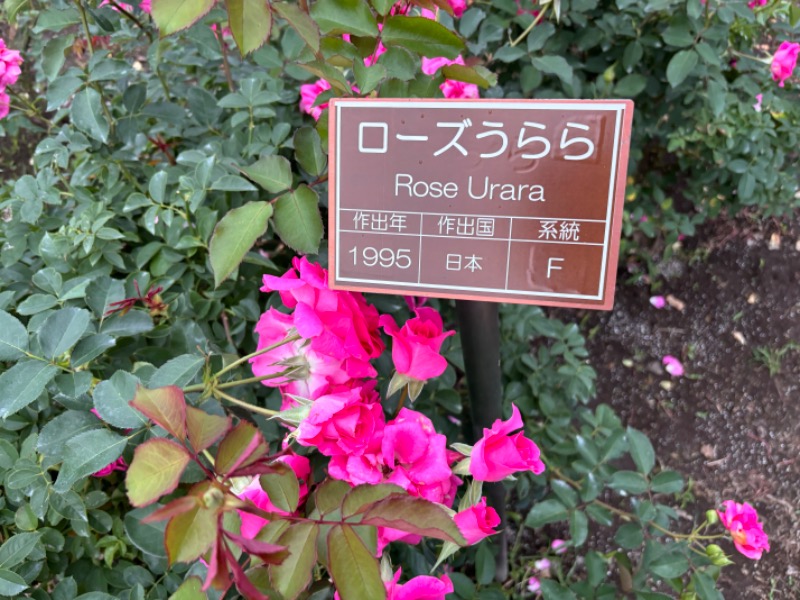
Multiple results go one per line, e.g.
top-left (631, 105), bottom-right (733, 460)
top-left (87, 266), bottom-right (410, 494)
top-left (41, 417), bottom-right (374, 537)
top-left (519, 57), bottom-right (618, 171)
top-left (337, 207), bottom-right (610, 302)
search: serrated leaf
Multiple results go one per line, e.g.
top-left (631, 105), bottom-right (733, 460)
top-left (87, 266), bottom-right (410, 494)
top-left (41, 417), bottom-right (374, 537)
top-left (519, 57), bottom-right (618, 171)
top-left (627, 427), bottom-right (656, 475)
top-left (127, 439), bottom-right (191, 507)
top-left (361, 496), bottom-right (465, 544)
top-left (0, 361), bottom-right (59, 419)
top-left (93, 372), bottom-right (148, 429)
top-left (131, 386), bottom-right (188, 441)
top-left (273, 2), bottom-right (319, 52)
top-left (259, 465), bottom-right (300, 513)
top-left (37, 410), bottom-right (102, 458)
top-left (0, 570), bottom-right (28, 597)
top-left (226, 0), bottom-right (272, 56)
top-left (293, 127), bottom-right (326, 176)
top-left (526, 499), bottom-right (569, 527)
top-left (341, 484), bottom-right (405, 517)
top-left (168, 577), bottom-right (206, 600)
top-left (71, 88), bottom-right (110, 143)
top-left (0, 309), bottom-right (28, 361)
top-left (186, 407), bottom-right (231, 452)
top-left (532, 55), bottom-right (573, 86)
top-left (54, 429), bottom-right (127, 492)
top-left (241, 156), bottom-right (293, 193)
top-left (539, 579), bottom-right (578, 600)
top-left (165, 502), bottom-right (218, 565)
top-left (38, 307), bottom-right (91, 360)
top-left (353, 61), bottom-right (386, 95)
top-left (149, 354), bottom-right (205, 388)
top-left (382, 15), bottom-right (464, 59)
top-left (609, 470), bottom-right (649, 494)
top-left (151, 0), bottom-right (215, 36)
top-left (310, 0), bottom-right (378, 37)
top-left (441, 63), bottom-right (494, 88)
top-left (0, 532), bottom-right (41, 569)
top-left (666, 49), bottom-right (698, 88)
top-left (272, 185), bottom-right (323, 254)
top-left (269, 523), bottom-right (319, 600)
top-left (650, 471), bottom-right (684, 494)
top-left (215, 421), bottom-right (266, 475)
top-left (327, 525), bottom-right (386, 600)
top-left (209, 201), bottom-right (273, 287)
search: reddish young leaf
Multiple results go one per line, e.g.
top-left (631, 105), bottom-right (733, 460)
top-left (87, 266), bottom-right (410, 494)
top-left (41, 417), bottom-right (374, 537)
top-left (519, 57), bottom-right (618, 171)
top-left (131, 385), bottom-right (187, 441)
top-left (215, 421), bottom-right (266, 476)
top-left (186, 405), bottom-right (231, 452)
top-left (142, 496), bottom-right (198, 523)
top-left (204, 537), bottom-right (232, 594)
top-left (226, 542), bottom-right (271, 600)
top-left (127, 438), bottom-right (191, 507)
top-left (269, 523), bottom-right (319, 600)
top-left (341, 483), bottom-right (405, 518)
top-left (327, 525), bottom-right (386, 600)
top-left (225, 531), bottom-right (289, 565)
top-left (165, 502), bottom-right (219, 565)
top-left (361, 496), bottom-right (466, 544)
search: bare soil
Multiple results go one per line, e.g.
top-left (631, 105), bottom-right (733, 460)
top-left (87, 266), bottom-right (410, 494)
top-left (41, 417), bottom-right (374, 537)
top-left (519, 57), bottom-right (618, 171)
top-left (571, 214), bottom-right (800, 598)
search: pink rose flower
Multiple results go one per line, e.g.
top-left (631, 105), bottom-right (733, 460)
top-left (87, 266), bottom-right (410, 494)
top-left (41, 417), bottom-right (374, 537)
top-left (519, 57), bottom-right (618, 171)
top-left (379, 307), bottom-right (454, 381)
top-left (447, 0), bottom-right (467, 17)
top-left (718, 500), bottom-right (770, 560)
top-left (139, 0), bottom-right (151, 12)
top-left (662, 355), bottom-right (684, 377)
top-left (771, 41), bottom-right (800, 88)
top-left (334, 568), bottom-right (453, 600)
top-left (0, 39), bottom-right (23, 88)
top-left (551, 538), bottom-right (567, 554)
top-left (469, 404), bottom-right (545, 482)
top-left (299, 79), bottom-right (332, 120)
top-left (99, 0), bottom-right (134, 12)
top-left (296, 383), bottom-right (385, 457)
top-left (0, 89), bottom-right (10, 120)
top-left (421, 55), bottom-right (480, 99)
top-left (528, 577), bottom-right (541, 593)
top-left (649, 295), bottom-right (666, 309)
top-left (747, 0), bottom-right (767, 8)
top-left (753, 93), bottom-right (763, 112)
top-left (454, 497), bottom-right (501, 544)
top-left (382, 408), bottom-right (455, 503)
top-left (92, 456), bottom-right (127, 477)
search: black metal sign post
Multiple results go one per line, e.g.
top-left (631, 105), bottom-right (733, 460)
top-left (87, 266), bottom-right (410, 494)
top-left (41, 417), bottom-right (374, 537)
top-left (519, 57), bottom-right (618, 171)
top-left (456, 299), bottom-right (508, 581)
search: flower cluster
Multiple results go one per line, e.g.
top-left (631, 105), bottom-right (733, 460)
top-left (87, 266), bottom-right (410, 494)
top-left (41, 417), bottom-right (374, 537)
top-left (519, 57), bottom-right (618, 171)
top-left (245, 258), bottom-right (544, 585)
top-left (0, 38), bottom-right (23, 120)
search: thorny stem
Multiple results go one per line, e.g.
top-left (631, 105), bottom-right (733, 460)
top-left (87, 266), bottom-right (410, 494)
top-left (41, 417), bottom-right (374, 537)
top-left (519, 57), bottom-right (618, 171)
top-left (214, 333), bottom-right (302, 380)
top-left (216, 27), bottom-right (236, 93)
top-left (216, 368), bottom-right (301, 390)
top-left (74, 0), bottom-right (95, 56)
top-left (215, 389), bottom-right (278, 417)
top-left (510, 4), bottom-right (551, 48)
top-left (108, 0), bottom-right (153, 40)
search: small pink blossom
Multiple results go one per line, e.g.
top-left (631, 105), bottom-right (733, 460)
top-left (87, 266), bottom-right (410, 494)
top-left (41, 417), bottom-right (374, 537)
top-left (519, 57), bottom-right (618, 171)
top-left (753, 93), bottom-right (763, 112)
top-left (469, 404), bottom-right (545, 482)
top-left (335, 569), bottom-right (453, 600)
top-left (446, 0), bottom-right (467, 17)
top-left (92, 456), bottom-right (127, 477)
top-left (379, 307), bottom-right (454, 381)
top-left (0, 39), bottom-right (23, 88)
top-left (0, 89), bottom-right (9, 120)
top-left (551, 539), bottom-right (567, 554)
top-left (662, 355), bottom-right (684, 377)
top-left (534, 558), bottom-right (551, 573)
top-left (139, 0), bottom-right (151, 12)
top-left (649, 295), bottom-right (666, 309)
top-left (299, 79), bottom-right (332, 120)
top-left (771, 41), bottom-right (800, 88)
top-left (421, 55), bottom-right (480, 99)
top-left (718, 500), bottom-right (770, 560)
top-left (454, 497), bottom-right (501, 544)
top-left (99, 0), bottom-right (134, 12)
top-left (527, 577), bottom-right (541, 593)
top-left (747, 0), bottom-right (767, 8)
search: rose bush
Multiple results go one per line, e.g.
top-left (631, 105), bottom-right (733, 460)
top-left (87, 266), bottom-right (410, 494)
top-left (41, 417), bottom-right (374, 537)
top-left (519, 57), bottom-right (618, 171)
top-left (0, 0), bottom-right (783, 598)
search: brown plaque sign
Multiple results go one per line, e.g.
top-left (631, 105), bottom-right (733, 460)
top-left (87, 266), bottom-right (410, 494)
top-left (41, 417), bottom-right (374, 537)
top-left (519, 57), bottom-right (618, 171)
top-left (328, 98), bottom-right (633, 310)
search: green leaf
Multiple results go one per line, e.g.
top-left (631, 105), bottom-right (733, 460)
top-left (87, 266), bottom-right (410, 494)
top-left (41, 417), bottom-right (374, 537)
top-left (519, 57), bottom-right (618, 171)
top-left (150, 355), bottom-right (205, 388)
top-left (327, 525), bottom-right (386, 600)
top-left (649, 551), bottom-right (689, 579)
top-left (0, 361), bottom-right (59, 419)
top-left (382, 16), bottom-right (464, 60)
top-left (16, 294), bottom-right (58, 315)
top-left (525, 499), bottom-right (568, 528)
top-left (125, 505), bottom-right (168, 558)
top-left (210, 174), bottom-right (258, 191)
top-left (370, 0), bottom-right (394, 15)
top-left (127, 439), bottom-right (191, 507)
top-left (614, 523), bottom-right (643, 549)
top-left (42, 35), bottom-right (74, 81)
top-left (226, 0), bottom-right (272, 55)
top-left (609, 470), bottom-right (649, 494)
top-left (532, 55), bottom-right (573, 86)
top-left (627, 427), bottom-right (655, 475)
top-left (0, 532), bottom-right (41, 569)
top-left (241, 156), bottom-right (293, 193)
top-left (661, 23), bottom-right (694, 47)
top-left (5, 0), bottom-right (30, 24)
top-left (294, 127), bottom-right (326, 177)
top-left (342, 483), bottom-right (405, 517)
top-left (54, 429), bottom-right (127, 493)
top-left (666, 49), bottom-right (698, 88)
top-left (353, 61), bottom-right (387, 95)
top-left (71, 334), bottom-right (116, 368)
top-left (540, 579), bottom-right (578, 600)
top-left (310, 0), bottom-right (378, 37)
top-left (273, 2), bottom-right (320, 52)
top-left (93, 372), bottom-right (146, 429)
top-left (38, 307), bottom-right (91, 360)
top-left (85, 277), bottom-right (125, 318)
top-left (615, 73), bottom-right (647, 97)
top-left (569, 510), bottom-right (589, 546)
top-left (215, 421), bottom-right (266, 475)
top-left (100, 310), bottom-right (154, 337)
top-left (377, 46), bottom-right (418, 81)
top-left (791, 1), bottom-right (800, 27)
top-left (272, 185), bottom-right (323, 254)
top-left (209, 201), bottom-right (273, 287)
top-left (168, 577), bottom-right (206, 600)
top-left (269, 523), bottom-right (319, 600)
top-left (165, 502), bottom-right (218, 565)
top-left (441, 63), bottom-right (496, 88)
top-left (361, 496), bottom-right (466, 544)
top-left (37, 410), bottom-right (101, 459)
top-left (71, 88), bottom-right (110, 143)
top-left (186, 406), bottom-right (231, 452)
top-left (314, 479), bottom-right (351, 515)
top-left (131, 386), bottom-right (188, 441)
top-left (650, 471), bottom-right (684, 494)
top-left (260, 464), bottom-right (300, 513)
top-left (0, 570), bottom-right (28, 597)
top-left (0, 309), bottom-right (28, 361)
top-left (692, 572), bottom-right (724, 600)
top-left (151, 0), bottom-right (215, 35)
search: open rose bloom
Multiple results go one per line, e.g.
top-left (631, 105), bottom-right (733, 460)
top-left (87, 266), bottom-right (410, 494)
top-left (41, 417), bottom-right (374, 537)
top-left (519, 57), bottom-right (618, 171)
top-left (771, 41), bottom-right (799, 87)
top-left (717, 500), bottom-right (770, 560)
